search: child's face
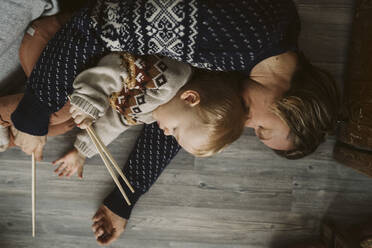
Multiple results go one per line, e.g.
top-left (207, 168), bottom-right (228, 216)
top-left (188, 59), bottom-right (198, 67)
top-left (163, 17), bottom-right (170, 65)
top-left (152, 91), bottom-right (209, 155)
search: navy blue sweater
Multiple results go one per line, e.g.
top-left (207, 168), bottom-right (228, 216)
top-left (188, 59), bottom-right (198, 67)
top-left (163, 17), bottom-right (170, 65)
top-left (11, 0), bottom-right (299, 135)
top-left (11, 0), bottom-right (300, 219)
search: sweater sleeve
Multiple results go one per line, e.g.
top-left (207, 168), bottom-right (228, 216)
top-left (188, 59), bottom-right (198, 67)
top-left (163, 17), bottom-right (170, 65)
top-left (11, 6), bottom-right (107, 135)
top-left (74, 107), bottom-right (129, 158)
top-left (71, 54), bottom-right (131, 158)
top-left (103, 122), bottom-right (181, 219)
top-left (70, 54), bottom-right (128, 120)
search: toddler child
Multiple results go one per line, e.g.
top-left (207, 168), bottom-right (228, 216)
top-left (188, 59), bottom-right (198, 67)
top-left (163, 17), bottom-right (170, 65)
top-left (0, 14), bottom-right (247, 176)
top-left (53, 52), bottom-right (247, 178)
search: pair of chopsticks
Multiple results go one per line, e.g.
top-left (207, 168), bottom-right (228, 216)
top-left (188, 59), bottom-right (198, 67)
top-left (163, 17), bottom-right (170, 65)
top-left (85, 126), bottom-right (135, 205)
top-left (67, 96), bottom-right (134, 204)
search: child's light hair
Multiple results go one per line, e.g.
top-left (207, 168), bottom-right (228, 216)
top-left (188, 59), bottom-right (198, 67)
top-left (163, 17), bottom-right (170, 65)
top-left (180, 69), bottom-right (248, 157)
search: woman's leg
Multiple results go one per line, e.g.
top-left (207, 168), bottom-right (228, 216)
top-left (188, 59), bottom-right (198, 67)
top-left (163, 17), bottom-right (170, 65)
top-left (19, 14), bottom-right (69, 77)
top-left (17, 13), bottom-right (75, 137)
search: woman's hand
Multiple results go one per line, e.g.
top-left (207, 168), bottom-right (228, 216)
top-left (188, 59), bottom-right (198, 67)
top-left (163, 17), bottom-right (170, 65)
top-left (53, 148), bottom-right (86, 178)
top-left (69, 105), bottom-right (94, 129)
top-left (92, 205), bottom-right (127, 245)
top-left (11, 126), bottom-right (46, 161)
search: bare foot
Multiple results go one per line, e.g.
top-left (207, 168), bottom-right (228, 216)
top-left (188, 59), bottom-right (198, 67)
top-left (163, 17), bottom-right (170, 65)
top-left (92, 205), bottom-right (127, 246)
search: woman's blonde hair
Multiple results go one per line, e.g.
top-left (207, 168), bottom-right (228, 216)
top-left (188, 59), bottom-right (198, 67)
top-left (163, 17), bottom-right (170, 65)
top-left (271, 52), bottom-right (340, 159)
top-left (181, 69), bottom-right (248, 157)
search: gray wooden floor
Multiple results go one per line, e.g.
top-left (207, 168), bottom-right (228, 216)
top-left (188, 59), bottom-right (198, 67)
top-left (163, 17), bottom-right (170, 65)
top-left (2, 1), bottom-right (370, 248)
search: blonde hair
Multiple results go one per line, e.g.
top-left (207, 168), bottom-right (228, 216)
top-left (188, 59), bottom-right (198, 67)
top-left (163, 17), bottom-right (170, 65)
top-left (180, 69), bottom-right (248, 157)
top-left (271, 52), bottom-right (340, 159)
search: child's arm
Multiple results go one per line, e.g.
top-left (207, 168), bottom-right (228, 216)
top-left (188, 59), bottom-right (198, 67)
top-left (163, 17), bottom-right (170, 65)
top-left (74, 107), bottom-right (130, 159)
top-left (53, 108), bottom-right (129, 178)
top-left (69, 54), bottom-right (127, 124)
top-left (69, 105), bottom-right (94, 129)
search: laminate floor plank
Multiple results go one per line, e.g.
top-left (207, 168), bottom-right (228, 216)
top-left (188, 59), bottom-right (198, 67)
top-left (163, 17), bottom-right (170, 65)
top-left (0, 1), bottom-right (364, 247)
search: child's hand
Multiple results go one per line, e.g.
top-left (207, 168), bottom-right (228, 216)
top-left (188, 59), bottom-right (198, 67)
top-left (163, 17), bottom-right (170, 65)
top-left (69, 105), bottom-right (94, 129)
top-left (53, 148), bottom-right (86, 178)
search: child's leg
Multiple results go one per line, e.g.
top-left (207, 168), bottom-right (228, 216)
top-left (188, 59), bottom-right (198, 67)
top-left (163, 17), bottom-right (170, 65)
top-left (47, 119), bottom-right (76, 137)
top-left (48, 102), bottom-right (76, 136)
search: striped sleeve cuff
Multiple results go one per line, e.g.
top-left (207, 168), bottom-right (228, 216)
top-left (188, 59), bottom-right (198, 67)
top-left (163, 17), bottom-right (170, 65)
top-left (70, 95), bottom-right (100, 120)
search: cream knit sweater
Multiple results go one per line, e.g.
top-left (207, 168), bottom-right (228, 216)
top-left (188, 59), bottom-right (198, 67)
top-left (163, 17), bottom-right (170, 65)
top-left (70, 53), bottom-right (192, 157)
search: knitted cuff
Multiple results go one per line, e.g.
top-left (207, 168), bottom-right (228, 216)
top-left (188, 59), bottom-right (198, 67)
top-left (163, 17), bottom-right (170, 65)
top-left (70, 95), bottom-right (100, 120)
top-left (74, 138), bottom-right (97, 158)
top-left (11, 91), bottom-right (51, 136)
top-left (103, 186), bottom-right (141, 220)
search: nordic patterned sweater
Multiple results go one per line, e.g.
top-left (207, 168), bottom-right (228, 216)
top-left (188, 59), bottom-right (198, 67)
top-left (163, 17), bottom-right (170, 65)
top-left (11, 0), bottom-right (300, 136)
top-left (11, 0), bottom-right (300, 219)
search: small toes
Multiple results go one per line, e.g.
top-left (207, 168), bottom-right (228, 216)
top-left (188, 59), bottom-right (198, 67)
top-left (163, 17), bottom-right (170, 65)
top-left (58, 168), bottom-right (69, 177)
top-left (65, 169), bottom-right (75, 178)
top-left (52, 159), bottom-right (62, 165)
top-left (54, 164), bottom-right (65, 174)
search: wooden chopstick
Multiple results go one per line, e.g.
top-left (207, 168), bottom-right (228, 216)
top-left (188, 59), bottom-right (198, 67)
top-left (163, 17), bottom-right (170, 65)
top-left (67, 96), bottom-right (134, 203)
top-left (86, 126), bottom-right (135, 193)
top-left (86, 127), bottom-right (132, 206)
top-left (31, 152), bottom-right (36, 237)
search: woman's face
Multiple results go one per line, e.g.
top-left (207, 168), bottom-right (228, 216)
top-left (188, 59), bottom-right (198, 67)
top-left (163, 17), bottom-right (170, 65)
top-left (242, 79), bottom-right (294, 151)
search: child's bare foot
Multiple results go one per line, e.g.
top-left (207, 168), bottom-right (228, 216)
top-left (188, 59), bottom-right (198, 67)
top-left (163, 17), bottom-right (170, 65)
top-left (53, 148), bottom-right (86, 178)
top-left (92, 205), bottom-right (127, 246)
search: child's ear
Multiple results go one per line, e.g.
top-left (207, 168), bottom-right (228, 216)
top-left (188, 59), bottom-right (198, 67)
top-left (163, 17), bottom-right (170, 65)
top-left (180, 90), bottom-right (200, 107)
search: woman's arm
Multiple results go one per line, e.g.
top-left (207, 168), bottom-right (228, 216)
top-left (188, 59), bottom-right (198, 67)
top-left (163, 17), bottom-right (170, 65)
top-left (11, 6), bottom-right (108, 136)
top-left (100, 0), bottom-right (301, 219)
top-left (103, 122), bottom-right (181, 219)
